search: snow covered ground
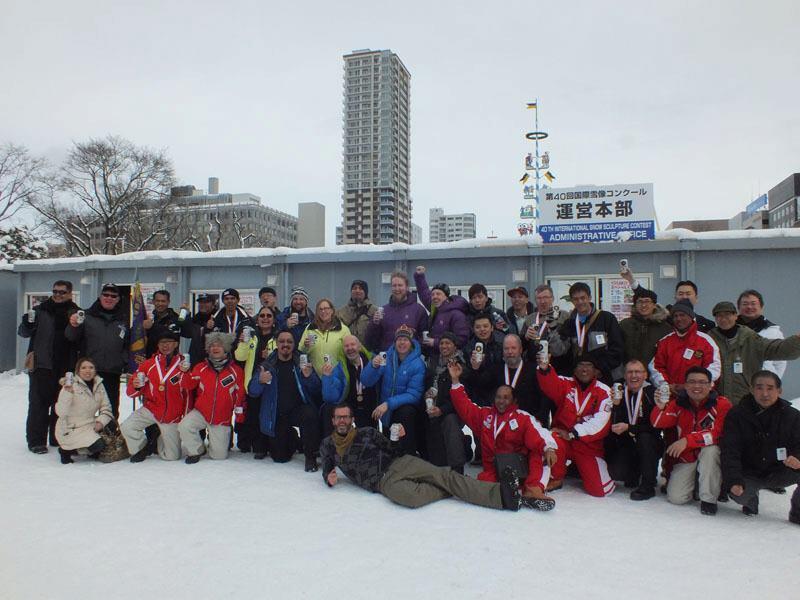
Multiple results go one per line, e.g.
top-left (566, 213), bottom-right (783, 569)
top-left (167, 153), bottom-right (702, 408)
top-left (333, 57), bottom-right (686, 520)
top-left (1, 371), bottom-right (797, 600)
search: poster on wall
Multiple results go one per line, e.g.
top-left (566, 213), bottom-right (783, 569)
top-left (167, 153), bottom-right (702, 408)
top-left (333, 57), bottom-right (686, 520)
top-left (191, 290), bottom-right (259, 317)
top-left (546, 275), bottom-right (652, 320)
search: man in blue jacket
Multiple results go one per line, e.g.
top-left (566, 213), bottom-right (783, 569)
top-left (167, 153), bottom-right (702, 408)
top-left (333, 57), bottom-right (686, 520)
top-left (248, 330), bottom-right (322, 471)
top-left (320, 334), bottom-right (377, 435)
top-left (361, 325), bottom-right (425, 456)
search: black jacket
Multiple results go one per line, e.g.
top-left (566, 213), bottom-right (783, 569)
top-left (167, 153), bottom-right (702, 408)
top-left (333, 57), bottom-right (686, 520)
top-left (610, 383), bottom-right (660, 436)
top-left (17, 297), bottom-right (79, 373)
top-left (462, 331), bottom-right (505, 405)
top-left (65, 300), bottom-right (129, 373)
top-left (555, 306), bottom-right (624, 383)
top-left (504, 301), bottom-right (535, 338)
top-left (721, 395), bottom-right (800, 487)
top-left (145, 308), bottom-right (191, 357)
top-left (469, 358), bottom-right (552, 426)
top-left (466, 298), bottom-right (508, 331)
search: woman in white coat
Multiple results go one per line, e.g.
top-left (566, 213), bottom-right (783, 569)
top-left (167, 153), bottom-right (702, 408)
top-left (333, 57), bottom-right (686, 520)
top-left (55, 357), bottom-right (114, 464)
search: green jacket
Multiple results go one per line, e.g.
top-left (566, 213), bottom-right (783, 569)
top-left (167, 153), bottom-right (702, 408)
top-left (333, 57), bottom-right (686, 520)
top-left (619, 304), bottom-right (672, 368)
top-left (708, 326), bottom-right (800, 405)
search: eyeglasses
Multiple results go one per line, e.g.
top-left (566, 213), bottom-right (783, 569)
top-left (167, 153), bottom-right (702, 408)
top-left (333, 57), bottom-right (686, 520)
top-left (333, 415), bottom-right (353, 421)
top-left (101, 293), bottom-right (119, 299)
top-left (686, 379), bottom-right (711, 386)
top-left (52, 289), bottom-right (69, 296)
top-left (258, 314), bottom-right (274, 319)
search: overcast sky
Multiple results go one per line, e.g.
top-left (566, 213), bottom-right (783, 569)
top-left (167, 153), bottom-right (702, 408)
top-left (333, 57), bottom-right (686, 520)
top-left (2, 0), bottom-right (798, 244)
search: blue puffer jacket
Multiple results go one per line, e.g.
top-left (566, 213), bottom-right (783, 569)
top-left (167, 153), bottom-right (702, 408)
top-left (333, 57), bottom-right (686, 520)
top-left (247, 350), bottom-right (322, 437)
top-left (321, 349), bottom-right (373, 405)
top-left (361, 340), bottom-right (425, 427)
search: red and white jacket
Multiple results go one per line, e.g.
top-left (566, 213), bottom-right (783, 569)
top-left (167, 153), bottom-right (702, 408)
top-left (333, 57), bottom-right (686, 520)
top-left (536, 367), bottom-right (612, 454)
top-left (450, 384), bottom-right (556, 491)
top-left (181, 359), bottom-right (245, 425)
top-left (649, 322), bottom-right (721, 388)
top-left (126, 353), bottom-right (190, 424)
top-left (650, 391), bottom-right (731, 463)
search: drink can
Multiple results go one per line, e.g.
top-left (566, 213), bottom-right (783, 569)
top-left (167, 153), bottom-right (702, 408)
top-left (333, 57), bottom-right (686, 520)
top-left (291, 312), bottom-right (299, 322)
top-left (242, 327), bottom-right (252, 342)
top-left (379, 351), bottom-right (387, 364)
top-left (425, 397), bottom-right (434, 411)
top-left (613, 382), bottom-right (623, 401)
top-left (422, 331), bottom-right (430, 341)
top-left (539, 340), bottom-right (548, 356)
top-left (474, 342), bottom-right (484, 354)
top-left (552, 305), bottom-right (560, 319)
top-left (76, 310), bottom-right (85, 324)
top-left (28, 308), bottom-right (36, 322)
top-left (375, 306), bottom-right (384, 319)
top-left (323, 354), bottom-right (331, 364)
top-left (181, 354), bottom-right (191, 370)
top-left (620, 258), bottom-right (629, 272)
top-left (137, 372), bottom-right (146, 386)
top-left (659, 383), bottom-right (670, 403)
top-left (308, 332), bottom-right (317, 344)
top-left (65, 372), bottom-right (74, 386)
top-left (299, 354), bottom-right (308, 367)
top-left (179, 308), bottom-right (189, 321)
top-left (389, 423), bottom-right (401, 442)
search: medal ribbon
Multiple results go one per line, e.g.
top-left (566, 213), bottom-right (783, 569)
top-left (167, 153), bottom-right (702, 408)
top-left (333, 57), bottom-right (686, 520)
top-left (504, 363), bottom-right (523, 388)
top-left (155, 354), bottom-right (181, 390)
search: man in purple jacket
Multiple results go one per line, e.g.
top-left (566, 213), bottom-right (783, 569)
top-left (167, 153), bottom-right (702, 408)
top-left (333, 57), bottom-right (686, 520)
top-left (413, 266), bottom-right (470, 357)
top-left (366, 271), bottom-right (429, 352)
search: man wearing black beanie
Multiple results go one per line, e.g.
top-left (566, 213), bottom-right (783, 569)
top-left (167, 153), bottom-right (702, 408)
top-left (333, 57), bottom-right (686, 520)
top-left (337, 279), bottom-right (377, 345)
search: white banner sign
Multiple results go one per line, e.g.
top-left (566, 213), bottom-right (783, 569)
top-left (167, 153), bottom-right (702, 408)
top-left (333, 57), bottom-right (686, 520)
top-left (538, 183), bottom-right (656, 243)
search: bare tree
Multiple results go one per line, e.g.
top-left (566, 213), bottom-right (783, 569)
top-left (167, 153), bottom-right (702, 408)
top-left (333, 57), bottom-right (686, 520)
top-left (232, 210), bottom-right (256, 248)
top-left (0, 143), bottom-right (48, 223)
top-left (27, 135), bottom-right (176, 255)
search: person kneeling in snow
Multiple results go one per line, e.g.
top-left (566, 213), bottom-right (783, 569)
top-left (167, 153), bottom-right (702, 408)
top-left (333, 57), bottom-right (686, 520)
top-left (179, 333), bottom-right (244, 464)
top-left (320, 404), bottom-right (525, 511)
top-left (447, 361), bottom-right (557, 511)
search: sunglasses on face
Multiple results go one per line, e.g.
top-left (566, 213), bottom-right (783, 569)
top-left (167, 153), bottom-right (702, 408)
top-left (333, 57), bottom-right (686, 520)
top-left (101, 293), bottom-right (119, 299)
top-left (52, 289), bottom-right (69, 296)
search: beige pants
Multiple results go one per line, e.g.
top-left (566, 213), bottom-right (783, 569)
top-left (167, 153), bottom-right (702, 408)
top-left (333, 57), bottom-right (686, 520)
top-left (667, 445), bottom-right (721, 504)
top-left (120, 407), bottom-right (182, 461)
top-left (178, 409), bottom-right (230, 460)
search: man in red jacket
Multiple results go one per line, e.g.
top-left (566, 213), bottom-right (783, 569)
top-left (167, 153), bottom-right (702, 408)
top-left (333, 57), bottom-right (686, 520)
top-left (649, 299), bottom-right (721, 394)
top-left (651, 366), bottom-right (732, 515)
top-left (536, 353), bottom-right (615, 497)
top-left (122, 327), bottom-right (190, 461)
top-left (179, 332), bottom-right (244, 463)
top-left (447, 361), bottom-right (557, 510)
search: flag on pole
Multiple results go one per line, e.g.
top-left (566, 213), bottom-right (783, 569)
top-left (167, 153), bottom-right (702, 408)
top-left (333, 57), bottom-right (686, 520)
top-left (544, 171), bottom-right (556, 183)
top-left (519, 173), bottom-right (530, 183)
top-left (128, 281), bottom-right (147, 372)
top-left (526, 102), bottom-right (537, 110)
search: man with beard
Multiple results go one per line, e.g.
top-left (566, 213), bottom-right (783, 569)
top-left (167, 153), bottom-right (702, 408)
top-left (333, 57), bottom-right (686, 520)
top-left (277, 286), bottom-right (315, 345)
top-left (320, 404), bottom-right (526, 512)
top-left (365, 271), bottom-right (428, 352)
top-left (66, 283), bottom-right (129, 418)
top-left (320, 334), bottom-right (377, 432)
top-left (17, 280), bottom-right (79, 453)
top-left (336, 279), bottom-right (377, 345)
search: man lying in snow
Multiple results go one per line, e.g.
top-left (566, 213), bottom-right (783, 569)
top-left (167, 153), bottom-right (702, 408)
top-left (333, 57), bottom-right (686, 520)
top-left (320, 403), bottom-right (537, 512)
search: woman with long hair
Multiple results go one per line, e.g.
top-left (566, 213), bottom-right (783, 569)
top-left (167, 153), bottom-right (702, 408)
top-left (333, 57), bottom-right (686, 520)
top-left (299, 298), bottom-right (350, 375)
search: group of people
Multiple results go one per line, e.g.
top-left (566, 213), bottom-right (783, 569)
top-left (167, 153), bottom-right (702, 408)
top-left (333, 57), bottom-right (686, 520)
top-left (18, 266), bottom-right (800, 521)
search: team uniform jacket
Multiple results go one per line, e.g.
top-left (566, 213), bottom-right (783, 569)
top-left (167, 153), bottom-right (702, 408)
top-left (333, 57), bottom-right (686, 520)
top-left (181, 359), bottom-right (244, 425)
top-left (450, 383), bottom-right (556, 491)
top-left (650, 390), bottom-right (732, 463)
top-left (536, 367), bottom-right (612, 453)
top-left (648, 321), bottom-right (721, 388)
top-left (126, 352), bottom-right (191, 423)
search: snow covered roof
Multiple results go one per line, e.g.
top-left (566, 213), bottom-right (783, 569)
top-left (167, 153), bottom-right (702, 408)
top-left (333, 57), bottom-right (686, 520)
top-left (11, 227), bottom-right (800, 270)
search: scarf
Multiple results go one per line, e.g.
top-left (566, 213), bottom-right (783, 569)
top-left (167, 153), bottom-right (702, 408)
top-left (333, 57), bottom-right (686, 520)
top-left (332, 427), bottom-right (357, 457)
top-left (208, 356), bottom-right (228, 371)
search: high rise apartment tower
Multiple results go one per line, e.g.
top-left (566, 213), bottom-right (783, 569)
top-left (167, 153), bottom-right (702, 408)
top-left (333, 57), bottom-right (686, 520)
top-left (339, 49), bottom-right (411, 244)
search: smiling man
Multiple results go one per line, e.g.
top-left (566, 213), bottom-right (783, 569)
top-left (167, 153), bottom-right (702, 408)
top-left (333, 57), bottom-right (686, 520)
top-left (722, 371), bottom-right (800, 523)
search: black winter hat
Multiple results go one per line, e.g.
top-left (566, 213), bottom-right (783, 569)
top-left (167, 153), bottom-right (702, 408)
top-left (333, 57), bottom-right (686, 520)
top-left (258, 286), bottom-right (277, 297)
top-left (222, 288), bottom-right (240, 300)
top-left (670, 299), bottom-right (695, 318)
top-left (439, 331), bottom-right (460, 347)
top-left (157, 323), bottom-right (181, 342)
top-left (633, 288), bottom-right (658, 303)
top-left (432, 283), bottom-right (451, 297)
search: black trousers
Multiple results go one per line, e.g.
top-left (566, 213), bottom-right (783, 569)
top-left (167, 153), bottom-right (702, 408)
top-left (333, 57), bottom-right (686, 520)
top-left (269, 403), bottom-right (321, 462)
top-left (389, 404), bottom-right (420, 457)
top-left (426, 413), bottom-right (467, 469)
top-left (729, 468), bottom-right (800, 514)
top-left (97, 371), bottom-right (121, 418)
top-left (241, 394), bottom-right (270, 455)
top-left (27, 369), bottom-right (60, 448)
top-left (605, 431), bottom-right (663, 489)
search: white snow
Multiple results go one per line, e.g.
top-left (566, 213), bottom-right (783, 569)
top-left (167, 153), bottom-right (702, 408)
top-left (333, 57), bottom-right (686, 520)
top-left (1, 371), bottom-right (798, 600)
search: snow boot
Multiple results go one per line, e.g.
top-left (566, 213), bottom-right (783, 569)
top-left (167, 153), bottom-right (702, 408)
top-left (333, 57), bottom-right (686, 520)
top-left (185, 455), bottom-right (201, 464)
top-left (304, 455), bottom-right (319, 472)
top-left (29, 445), bottom-right (48, 455)
top-left (499, 466), bottom-right (521, 511)
top-left (521, 486), bottom-right (555, 511)
top-left (59, 448), bottom-right (74, 464)
top-left (700, 501), bottom-right (717, 516)
top-left (129, 448), bottom-right (148, 463)
top-left (630, 486), bottom-right (655, 501)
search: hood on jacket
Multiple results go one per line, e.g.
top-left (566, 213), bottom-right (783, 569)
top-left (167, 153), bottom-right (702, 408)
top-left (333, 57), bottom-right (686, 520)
top-left (630, 303), bottom-right (669, 323)
top-left (433, 296), bottom-right (468, 316)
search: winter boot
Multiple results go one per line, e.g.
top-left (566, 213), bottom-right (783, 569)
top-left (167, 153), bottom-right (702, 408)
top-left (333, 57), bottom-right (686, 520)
top-left (700, 501), bottom-right (717, 516)
top-left (304, 455), bottom-right (319, 472)
top-left (59, 448), bottom-right (74, 464)
top-left (630, 486), bottom-right (655, 501)
top-left (185, 455), bottom-right (201, 464)
top-left (521, 486), bottom-right (556, 511)
top-left (87, 438), bottom-right (106, 458)
top-left (499, 466), bottom-right (521, 511)
top-left (129, 447), bottom-right (148, 463)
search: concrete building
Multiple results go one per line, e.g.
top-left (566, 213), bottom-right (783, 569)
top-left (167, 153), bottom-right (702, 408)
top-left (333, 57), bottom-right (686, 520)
top-left (768, 173), bottom-right (800, 229)
top-left (429, 207), bottom-right (477, 242)
top-left (170, 179), bottom-right (297, 249)
top-left (297, 202), bottom-right (325, 248)
top-left (411, 222), bottom-right (422, 245)
top-left (9, 230), bottom-right (800, 397)
top-left (339, 49), bottom-right (412, 245)
top-left (666, 219), bottom-right (729, 232)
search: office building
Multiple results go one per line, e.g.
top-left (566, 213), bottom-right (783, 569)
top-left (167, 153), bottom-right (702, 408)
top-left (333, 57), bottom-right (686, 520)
top-left (768, 173), bottom-right (800, 229)
top-left (411, 222), bottom-right (422, 245)
top-left (297, 202), bottom-right (325, 248)
top-left (339, 49), bottom-right (411, 245)
top-left (429, 207), bottom-right (477, 242)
